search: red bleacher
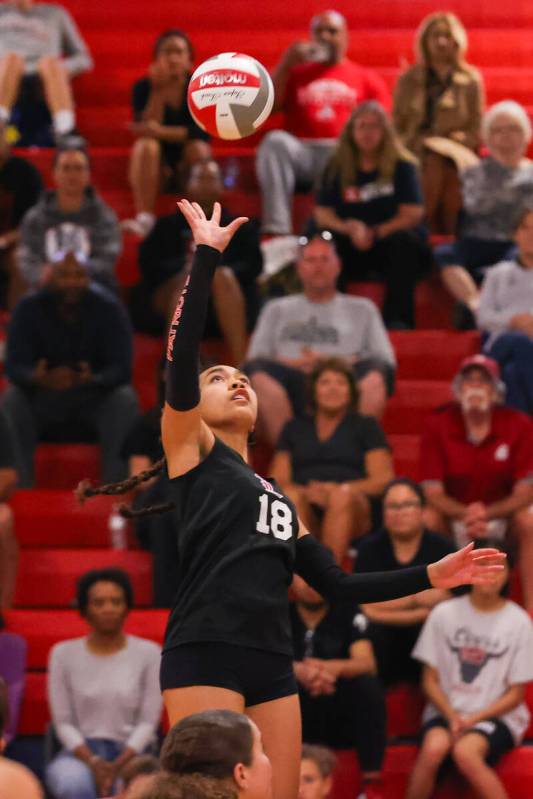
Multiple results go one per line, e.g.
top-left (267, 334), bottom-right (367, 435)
top-left (5, 0), bottom-right (533, 794)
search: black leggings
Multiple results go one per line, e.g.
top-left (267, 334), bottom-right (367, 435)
top-left (299, 674), bottom-right (386, 772)
top-left (333, 229), bottom-right (432, 329)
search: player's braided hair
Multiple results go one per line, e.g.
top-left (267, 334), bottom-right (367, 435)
top-left (75, 457), bottom-right (175, 519)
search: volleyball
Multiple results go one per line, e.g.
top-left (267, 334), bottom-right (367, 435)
top-left (187, 52), bottom-right (274, 140)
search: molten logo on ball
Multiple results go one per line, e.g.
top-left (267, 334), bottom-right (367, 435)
top-left (188, 52), bottom-right (275, 140)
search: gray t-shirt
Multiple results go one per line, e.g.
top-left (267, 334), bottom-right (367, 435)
top-left (461, 157), bottom-right (533, 241)
top-left (246, 293), bottom-right (395, 366)
top-left (0, 3), bottom-right (92, 76)
top-left (478, 259), bottom-right (533, 337)
top-left (48, 635), bottom-right (162, 752)
top-left (413, 595), bottom-right (533, 743)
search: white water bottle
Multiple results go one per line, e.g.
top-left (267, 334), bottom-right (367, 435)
top-left (108, 507), bottom-right (127, 550)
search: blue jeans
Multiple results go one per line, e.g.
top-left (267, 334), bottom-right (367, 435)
top-left (485, 331), bottom-right (533, 414)
top-left (45, 738), bottom-right (123, 799)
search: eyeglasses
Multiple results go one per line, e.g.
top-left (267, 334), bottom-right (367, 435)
top-left (384, 501), bottom-right (422, 512)
top-left (298, 230), bottom-right (333, 247)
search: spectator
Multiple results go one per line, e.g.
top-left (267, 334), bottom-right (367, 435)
top-left (160, 710), bottom-right (273, 799)
top-left (2, 252), bottom-right (138, 487)
top-left (314, 101), bottom-right (429, 329)
top-left (435, 101), bottom-right (533, 317)
top-left (245, 234), bottom-right (396, 445)
top-left (291, 577), bottom-right (386, 799)
top-left (18, 143), bottom-right (121, 293)
top-left (256, 10), bottom-right (390, 237)
top-left (298, 744), bottom-right (335, 799)
top-left (132, 160), bottom-right (261, 363)
top-left (355, 478), bottom-right (454, 686)
top-left (0, 0), bottom-right (92, 146)
top-left (45, 568), bottom-right (162, 799)
top-left (420, 355), bottom-right (533, 609)
top-left (393, 12), bottom-right (484, 233)
top-left (271, 357), bottom-right (393, 563)
top-left (124, 29), bottom-right (211, 239)
top-left (406, 547), bottom-right (533, 799)
top-left (0, 411), bottom-right (18, 610)
top-left (0, 131), bottom-right (42, 308)
top-left (478, 205), bottom-right (533, 414)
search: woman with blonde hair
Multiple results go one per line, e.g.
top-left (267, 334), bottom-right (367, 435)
top-left (314, 101), bottom-right (430, 328)
top-left (393, 12), bottom-right (484, 233)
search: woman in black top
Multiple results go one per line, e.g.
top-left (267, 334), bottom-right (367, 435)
top-left (271, 357), bottom-right (393, 563)
top-left (79, 200), bottom-right (504, 799)
top-left (314, 101), bottom-right (430, 328)
top-left (124, 30), bottom-right (211, 238)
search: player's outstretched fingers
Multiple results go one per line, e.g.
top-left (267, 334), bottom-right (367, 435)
top-left (191, 201), bottom-right (206, 220)
top-left (211, 201), bottom-right (221, 225)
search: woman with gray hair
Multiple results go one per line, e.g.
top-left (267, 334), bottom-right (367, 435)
top-left (393, 12), bottom-right (484, 233)
top-left (435, 99), bottom-right (533, 321)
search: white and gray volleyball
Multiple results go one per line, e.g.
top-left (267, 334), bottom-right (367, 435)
top-left (187, 52), bottom-right (274, 140)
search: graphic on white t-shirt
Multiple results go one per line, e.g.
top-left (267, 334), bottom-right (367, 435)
top-left (446, 626), bottom-right (509, 684)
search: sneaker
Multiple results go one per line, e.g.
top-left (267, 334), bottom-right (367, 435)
top-left (259, 234), bottom-right (299, 281)
top-left (121, 214), bottom-right (156, 239)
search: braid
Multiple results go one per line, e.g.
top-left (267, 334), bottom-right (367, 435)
top-left (75, 458), bottom-right (167, 504)
top-left (118, 501), bottom-right (175, 519)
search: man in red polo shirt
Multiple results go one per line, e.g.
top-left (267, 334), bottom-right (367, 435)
top-left (420, 355), bottom-right (533, 609)
top-left (256, 9), bottom-right (390, 237)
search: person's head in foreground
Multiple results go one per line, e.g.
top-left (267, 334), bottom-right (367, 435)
top-left (382, 478), bottom-right (426, 541)
top-left (482, 100), bottom-right (532, 167)
top-left (452, 355), bottom-right (504, 417)
top-left (160, 710), bottom-right (273, 799)
top-left (0, 758), bottom-right (44, 799)
top-left (186, 160), bottom-right (224, 214)
top-left (119, 755), bottom-right (161, 798)
top-left (76, 567), bottom-right (133, 635)
top-left (137, 771), bottom-right (239, 799)
top-left (298, 745), bottom-right (335, 799)
top-left (307, 357), bottom-right (359, 417)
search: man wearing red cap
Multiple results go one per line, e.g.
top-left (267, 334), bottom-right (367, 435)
top-left (420, 355), bottom-right (533, 608)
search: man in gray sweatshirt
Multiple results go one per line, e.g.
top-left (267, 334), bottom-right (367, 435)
top-left (478, 204), bottom-right (533, 414)
top-left (0, 0), bottom-right (92, 143)
top-left (18, 143), bottom-right (121, 291)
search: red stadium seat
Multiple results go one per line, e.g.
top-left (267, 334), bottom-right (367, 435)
top-left (3, 609), bottom-right (168, 670)
top-left (389, 331), bottom-right (480, 381)
top-left (13, 550), bottom-right (152, 608)
top-left (382, 380), bottom-right (451, 436)
top-left (35, 444), bottom-right (100, 490)
top-left (388, 434), bottom-right (421, 480)
top-left (10, 490), bottom-right (117, 548)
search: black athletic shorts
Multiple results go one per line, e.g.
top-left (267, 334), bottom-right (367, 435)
top-left (160, 642), bottom-right (298, 707)
top-left (421, 714), bottom-right (515, 766)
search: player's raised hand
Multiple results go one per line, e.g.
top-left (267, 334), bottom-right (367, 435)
top-left (427, 542), bottom-right (506, 590)
top-left (177, 199), bottom-right (248, 253)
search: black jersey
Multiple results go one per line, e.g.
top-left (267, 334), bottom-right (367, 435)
top-left (164, 437), bottom-right (300, 656)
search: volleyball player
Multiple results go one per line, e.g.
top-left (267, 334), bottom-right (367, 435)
top-left (79, 200), bottom-right (504, 799)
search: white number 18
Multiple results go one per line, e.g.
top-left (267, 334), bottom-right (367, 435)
top-left (256, 493), bottom-right (293, 541)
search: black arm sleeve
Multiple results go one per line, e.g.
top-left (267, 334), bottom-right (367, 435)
top-left (295, 534), bottom-right (431, 603)
top-left (165, 244), bottom-right (221, 411)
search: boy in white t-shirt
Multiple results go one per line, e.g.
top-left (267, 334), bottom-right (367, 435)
top-left (405, 547), bottom-right (533, 799)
